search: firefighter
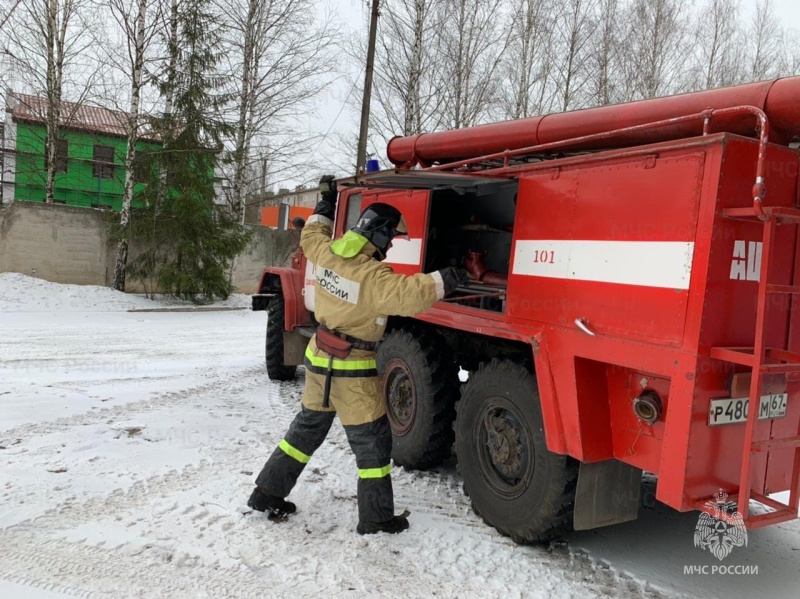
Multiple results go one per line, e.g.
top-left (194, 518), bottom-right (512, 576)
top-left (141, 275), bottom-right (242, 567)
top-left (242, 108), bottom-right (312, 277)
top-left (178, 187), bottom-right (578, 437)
top-left (248, 175), bottom-right (467, 534)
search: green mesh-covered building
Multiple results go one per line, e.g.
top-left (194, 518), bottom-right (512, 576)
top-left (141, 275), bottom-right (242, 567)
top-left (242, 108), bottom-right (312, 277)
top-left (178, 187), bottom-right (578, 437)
top-left (2, 92), bottom-right (159, 211)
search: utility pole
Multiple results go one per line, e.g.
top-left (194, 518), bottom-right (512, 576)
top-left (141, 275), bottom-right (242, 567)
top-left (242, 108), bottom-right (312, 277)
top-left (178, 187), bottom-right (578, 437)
top-left (356, 0), bottom-right (379, 175)
top-left (260, 154), bottom-right (268, 197)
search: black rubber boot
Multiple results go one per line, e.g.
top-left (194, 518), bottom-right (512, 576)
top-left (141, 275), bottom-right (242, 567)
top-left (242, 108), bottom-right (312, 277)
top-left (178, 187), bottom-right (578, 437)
top-left (356, 515), bottom-right (409, 535)
top-left (247, 488), bottom-right (296, 518)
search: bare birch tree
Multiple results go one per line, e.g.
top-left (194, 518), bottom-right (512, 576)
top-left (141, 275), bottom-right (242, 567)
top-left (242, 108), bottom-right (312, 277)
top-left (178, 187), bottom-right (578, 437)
top-left (220, 0), bottom-right (331, 223)
top-left (157, 0), bottom-right (179, 206)
top-left (499, 0), bottom-right (554, 119)
top-left (227, 0), bottom-right (260, 223)
top-left (0, 0), bottom-right (23, 94)
top-left (748, 0), bottom-right (785, 80)
top-left (0, 0), bottom-right (23, 32)
top-left (624, 0), bottom-right (691, 99)
top-left (1, 0), bottom-right (98, 203)
top-left (783, 29), bottom-right (800, 76)
top-left (161, 0), bottom-right (179, 125)
top-left (551, 0), bottom-right (597, 111)
top-left (691, 0), bottom-right (743, 89)
top-left (372, 0), bottom-right (447, 138)
top-left (588, 0), bottom-right (624, 106)
top-left (108, 0), bottom-right (162, 291)
top-left (439, 0), bottom-right (509, 128)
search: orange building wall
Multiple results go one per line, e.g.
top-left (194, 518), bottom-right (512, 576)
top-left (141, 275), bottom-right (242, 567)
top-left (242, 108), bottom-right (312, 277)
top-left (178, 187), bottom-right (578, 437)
top-left (260, 206), bottom-right (313, 228)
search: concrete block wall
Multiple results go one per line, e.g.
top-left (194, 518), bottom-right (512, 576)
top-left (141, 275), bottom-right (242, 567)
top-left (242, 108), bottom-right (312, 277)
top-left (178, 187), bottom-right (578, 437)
top-left (0, 201), bottom-right (296, 295)
top-left (0, 202), bottom-right (112, 285)
top-left (231, 228), bottom-right (300, 294)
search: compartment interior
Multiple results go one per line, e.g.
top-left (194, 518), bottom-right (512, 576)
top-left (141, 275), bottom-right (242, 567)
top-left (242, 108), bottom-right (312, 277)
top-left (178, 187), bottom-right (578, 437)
top-left (424, 181), bottom-right (518, 312)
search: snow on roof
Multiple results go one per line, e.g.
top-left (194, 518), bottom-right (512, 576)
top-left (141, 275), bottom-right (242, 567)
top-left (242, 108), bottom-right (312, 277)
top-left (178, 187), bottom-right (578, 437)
top-left (7, 92), bottom-right (159, 142)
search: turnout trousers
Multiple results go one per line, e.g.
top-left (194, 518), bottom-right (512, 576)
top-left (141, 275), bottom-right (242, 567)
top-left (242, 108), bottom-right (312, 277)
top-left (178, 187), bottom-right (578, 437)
top-left (255, 339), bottom-right (394, 523)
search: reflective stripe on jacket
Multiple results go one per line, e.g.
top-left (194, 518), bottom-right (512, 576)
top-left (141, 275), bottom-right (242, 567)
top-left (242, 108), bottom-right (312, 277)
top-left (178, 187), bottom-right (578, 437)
top-left (303, 339), bottom-right (378, 377)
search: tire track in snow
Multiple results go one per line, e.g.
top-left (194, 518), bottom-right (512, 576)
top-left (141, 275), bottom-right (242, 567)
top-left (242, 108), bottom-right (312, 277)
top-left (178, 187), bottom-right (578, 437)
top-left (0, 375), bottom-right (310, 596)
top-left (336, 427), bottom-right (669, 597)
top-left (0, 364), bottom-right (267, 440)
top-left (0, 571), bottom-right (93, 599)
top-left (230, 384), bottom-right (667, 598)
top-left (0, 531), bottom-right (273, 598)
top-left (4, 374), bottom-right (303, 534)
top-left (2, 372), bottom-right (668, 598)
top-left (393, 468), bottom-right (669, 598)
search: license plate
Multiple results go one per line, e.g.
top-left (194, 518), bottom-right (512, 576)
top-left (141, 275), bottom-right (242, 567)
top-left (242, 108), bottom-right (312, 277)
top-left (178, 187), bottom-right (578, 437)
top-left (708, 393), bottom-right (788, 426)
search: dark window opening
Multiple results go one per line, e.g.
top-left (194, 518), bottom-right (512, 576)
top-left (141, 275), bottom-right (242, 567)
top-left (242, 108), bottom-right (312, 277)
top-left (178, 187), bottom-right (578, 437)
top-left (44, 139), bottom-right (68, 173)
top-left (133, 150), bottom-right (152, 183)
top-left (93, 145), bottom-right (115, 179)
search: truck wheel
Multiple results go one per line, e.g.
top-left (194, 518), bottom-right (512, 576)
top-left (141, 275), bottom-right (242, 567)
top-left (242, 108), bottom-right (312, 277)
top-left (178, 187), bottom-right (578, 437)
top-left (377, 328), bottom-right (459, 470)
top-left (266, 297), bottom-right (297, 381)
top-left (456, 359), bottom-right (578, 544)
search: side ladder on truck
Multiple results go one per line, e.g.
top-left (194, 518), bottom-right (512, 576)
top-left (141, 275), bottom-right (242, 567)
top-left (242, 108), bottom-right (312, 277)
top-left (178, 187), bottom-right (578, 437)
top-left (710, 206), bottom-right (800, 528)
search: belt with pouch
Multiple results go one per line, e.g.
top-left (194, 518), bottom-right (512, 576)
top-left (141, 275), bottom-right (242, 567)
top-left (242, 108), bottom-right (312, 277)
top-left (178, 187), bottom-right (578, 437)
top-left (317, 325), bottom-right (378, 352)
top-left (315, 325), bottom-right (379, 407)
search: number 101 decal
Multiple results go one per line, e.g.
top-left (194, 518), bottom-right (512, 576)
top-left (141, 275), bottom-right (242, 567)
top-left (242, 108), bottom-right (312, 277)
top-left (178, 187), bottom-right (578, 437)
top-left (532, 250), bottom-right (556, 264)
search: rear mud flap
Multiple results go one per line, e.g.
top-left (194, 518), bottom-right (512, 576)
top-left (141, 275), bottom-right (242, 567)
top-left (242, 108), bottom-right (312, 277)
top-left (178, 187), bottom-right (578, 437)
top-left (283, 331), bottom-right (310, 366)
top-left (573, 459), bottom-right (642, 531)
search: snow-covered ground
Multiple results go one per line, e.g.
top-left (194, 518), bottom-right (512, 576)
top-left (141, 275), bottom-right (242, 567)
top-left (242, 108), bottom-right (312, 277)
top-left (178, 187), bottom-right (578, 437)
top-left (1, 274), bottom-right (799, 598)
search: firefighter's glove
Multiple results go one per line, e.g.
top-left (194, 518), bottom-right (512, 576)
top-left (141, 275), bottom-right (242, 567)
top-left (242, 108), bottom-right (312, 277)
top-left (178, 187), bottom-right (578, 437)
top-left (313, 175), bottom-right (338, 221)
top-left (440, 267), bottom-right (470, 296)
top-left (319, 174), bottom-right (337, 197)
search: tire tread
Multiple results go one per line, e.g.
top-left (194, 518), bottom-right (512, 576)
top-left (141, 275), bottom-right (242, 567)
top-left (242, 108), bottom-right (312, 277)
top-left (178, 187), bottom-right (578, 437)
top-left (456, 358), bottom-right (579, 544)
top-left (378, 327), bottom-right (459, 470)
top-left (265, 297), bottom-right (297, 381)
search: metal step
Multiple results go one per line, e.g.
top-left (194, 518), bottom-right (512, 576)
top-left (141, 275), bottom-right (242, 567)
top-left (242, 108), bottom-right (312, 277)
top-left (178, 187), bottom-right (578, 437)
top-left (769, 207), bottom-right (800, 223)
top-left (696, 492), bottom-right (799, 529)
top-left (752, 436), bottom-right (800, 452)
top-left (745, 508), bottom-right (798, 528)
top-left (765, 348), bottom-right (800, 363)
top-left (722, 206), bottom-right (800, 223)
top-left (710, 346), bottom-right (756, 367)
top-left (766, 284), bottom-right (800, 295)
top-left (760, 363), bottom-right (800, 374)
top-left (710, 347), bottom-right (800, 371)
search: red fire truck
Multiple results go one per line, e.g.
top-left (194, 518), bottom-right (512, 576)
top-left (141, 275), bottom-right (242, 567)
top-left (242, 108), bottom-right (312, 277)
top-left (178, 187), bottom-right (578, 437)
top-left (253, 77), bottom-right (800, 543)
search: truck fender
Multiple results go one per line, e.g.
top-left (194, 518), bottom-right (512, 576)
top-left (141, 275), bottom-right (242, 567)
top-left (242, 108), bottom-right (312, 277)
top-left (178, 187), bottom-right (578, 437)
top-left (252, 270), bottom-right (282, 311)
top-left (255, 267), bottom-right (310, 330)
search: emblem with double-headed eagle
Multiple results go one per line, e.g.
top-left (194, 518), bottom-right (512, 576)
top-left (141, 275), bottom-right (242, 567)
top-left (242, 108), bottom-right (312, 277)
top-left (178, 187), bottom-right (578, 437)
top-left (694, 489), bottom-right (748, 561)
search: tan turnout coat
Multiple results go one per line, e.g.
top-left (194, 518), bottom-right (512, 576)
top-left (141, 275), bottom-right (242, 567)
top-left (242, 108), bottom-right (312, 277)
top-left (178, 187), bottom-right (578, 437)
top-left (299, 213), bottom-right (445, 425)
